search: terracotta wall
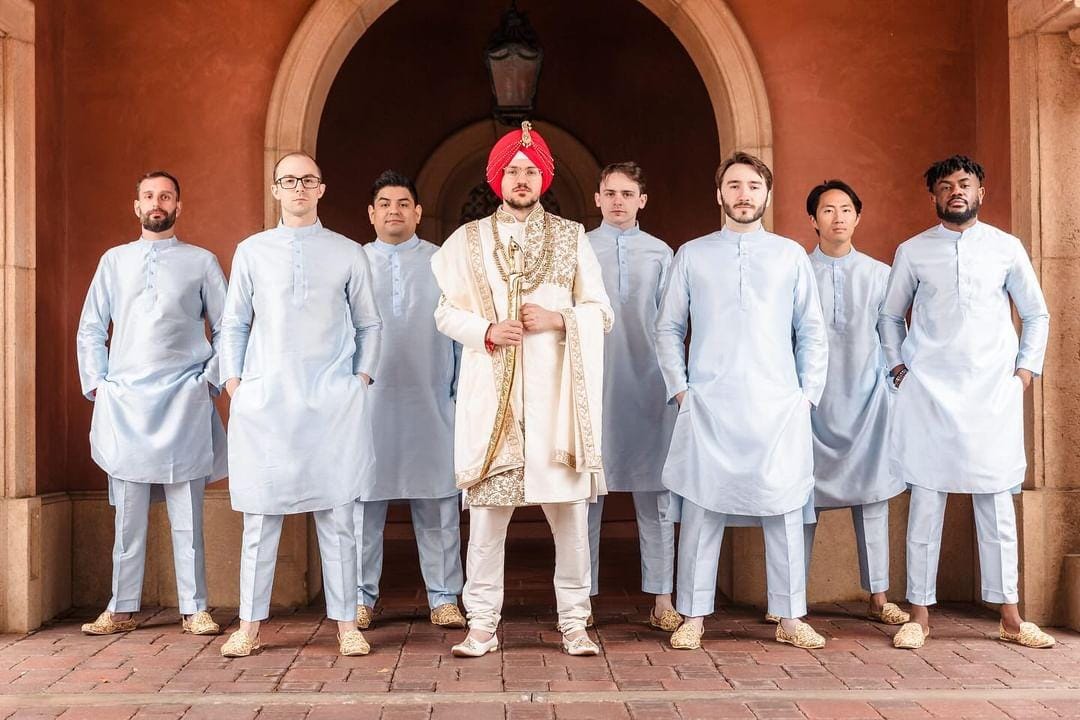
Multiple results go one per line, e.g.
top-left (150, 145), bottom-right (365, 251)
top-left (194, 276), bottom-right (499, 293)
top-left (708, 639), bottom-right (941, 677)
top-left (36, 0), bottom-right (1011, 494)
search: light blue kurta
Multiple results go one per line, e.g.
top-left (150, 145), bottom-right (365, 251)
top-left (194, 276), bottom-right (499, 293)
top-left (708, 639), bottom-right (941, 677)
top-left (878, 222), bottom-right (1049, 494)
top-left (362, 235), bottom-right (458, 500)
top-left (76, 237), bottom-right (228, 484)
top-left (809, 246), bottom-right (905, 508)
top-left (656, 227), bottom-right (828, 517)
top-left (588, 223), bottom-right (676, 492)
top-left (220, 220), bottom-right (382, 515)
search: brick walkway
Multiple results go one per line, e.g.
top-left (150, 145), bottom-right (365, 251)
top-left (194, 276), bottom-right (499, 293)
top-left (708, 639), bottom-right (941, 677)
top-left (1, 538), bottom-right (1078, 719)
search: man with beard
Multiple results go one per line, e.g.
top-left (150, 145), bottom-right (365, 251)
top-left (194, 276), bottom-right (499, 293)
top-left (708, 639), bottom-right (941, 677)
top-left (219, 152), bottom-right (381, 658)
top-left (353, 170), bottom-right (465, 632)
top-left (431, 122), bottom-right (612, 657)
top-left (586, 162), bottom-right (680, 632)
top-left (656, 152), bottom-right (829, 650)
top-left (76, 171), bottom-right (227, 637)
top-left (801, 180), bottom-right (909, 627)
top-left (880, 155), bottom-right (1054, 650)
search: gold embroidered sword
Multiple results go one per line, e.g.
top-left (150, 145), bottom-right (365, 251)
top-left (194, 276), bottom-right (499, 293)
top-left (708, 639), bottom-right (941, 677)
top-left (478, 238), bottom-right (524, 481)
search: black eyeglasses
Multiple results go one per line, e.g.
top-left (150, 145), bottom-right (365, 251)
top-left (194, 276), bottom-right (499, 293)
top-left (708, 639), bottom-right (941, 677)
top-left (274, 175), bottom-right (322, 189)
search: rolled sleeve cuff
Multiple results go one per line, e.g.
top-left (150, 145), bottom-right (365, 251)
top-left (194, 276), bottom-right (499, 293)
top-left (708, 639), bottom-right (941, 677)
top-left (1015, 355), bottom-right (1044, 377)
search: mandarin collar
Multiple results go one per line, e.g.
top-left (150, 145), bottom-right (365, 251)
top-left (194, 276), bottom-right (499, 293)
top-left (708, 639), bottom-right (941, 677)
top-left (935, 220), bottom-right (982, 241)
top-left (718, 225), bottom-right (766, 242)
top-left (494, 203), bottom-right (545, 226)
top-left (373, 234), bottom-right (420, 254)
top-left (596, 221), bottom-right (641, 240)
top-left (811, 245), bottom-right (857, 265)
top-left (136, 235), bottom-right (179, 249)
top-left (277, 218), bottom-right (324, 239)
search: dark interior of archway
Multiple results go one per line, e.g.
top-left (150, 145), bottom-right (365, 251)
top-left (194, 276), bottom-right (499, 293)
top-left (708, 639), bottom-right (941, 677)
top-left (317, 0), bottom-right (721, 248)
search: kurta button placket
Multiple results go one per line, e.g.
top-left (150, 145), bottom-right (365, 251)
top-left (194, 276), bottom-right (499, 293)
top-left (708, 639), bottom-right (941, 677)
top-left (832, 262), bottom-right (846, 331)
top-left (291, 240), bottom-right (305, 307)
top-left (738, 241), bottom-right (751, 310)
top-left (616, 236), bottom-right (630, 303)
top-left (390, 252), bottom-right (403, 317)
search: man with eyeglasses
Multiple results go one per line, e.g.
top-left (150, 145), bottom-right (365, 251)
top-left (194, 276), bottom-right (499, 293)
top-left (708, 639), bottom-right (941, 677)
top-left (219, 151), bottom-right (382, 658)
top-left (431, 122), bottom-right (613, 657)
top-left (353, 170), bottom-right (466, 633)
top-left (77, 170), bottom-right (227, 638)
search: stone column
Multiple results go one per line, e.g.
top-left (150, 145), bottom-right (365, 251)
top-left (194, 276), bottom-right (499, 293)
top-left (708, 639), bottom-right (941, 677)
top-left (1008, 0), bottom-right (1080, 626)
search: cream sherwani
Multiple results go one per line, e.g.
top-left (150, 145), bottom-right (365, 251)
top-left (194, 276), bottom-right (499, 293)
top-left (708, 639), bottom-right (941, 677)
top-left (431, 205), bottom-right (612, 633)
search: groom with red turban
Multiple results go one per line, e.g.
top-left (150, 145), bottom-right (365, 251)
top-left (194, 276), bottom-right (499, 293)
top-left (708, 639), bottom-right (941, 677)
top-left (432, 122), bottom-right (613, 657)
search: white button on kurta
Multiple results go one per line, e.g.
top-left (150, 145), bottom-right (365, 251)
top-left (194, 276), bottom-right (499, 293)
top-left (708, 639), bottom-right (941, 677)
top-left (77, 237), bottom-right (229, 484)
top-left (655, 228), bottom-right (828, 517)
top-left (878, 222), bottom-right (1049, 494)
top-left (809, 246), bottom-right (905, 507)
top-left (220, 220), bottom-right (382, 515)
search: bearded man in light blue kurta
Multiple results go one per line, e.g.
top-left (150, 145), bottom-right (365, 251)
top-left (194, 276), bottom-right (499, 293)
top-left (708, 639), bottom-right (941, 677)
top-left (656, 152), bottom-right (829, 651)
top-left (353, 171), bottom-right (465, 632)
top-left (802, 180), bottom-right (909, 627)
top-left (586, 162), bottom-right (679, 632)
top-left (219, 152), bottom-right (381, 659)
top-left (879, 155), bottom-right (1054, 651)
top-left (76, 171), bottom-right (226, 638)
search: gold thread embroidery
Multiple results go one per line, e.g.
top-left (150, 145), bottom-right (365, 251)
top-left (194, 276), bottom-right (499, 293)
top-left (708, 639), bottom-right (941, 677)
top-left (562, 308), bottom-right (601, 468)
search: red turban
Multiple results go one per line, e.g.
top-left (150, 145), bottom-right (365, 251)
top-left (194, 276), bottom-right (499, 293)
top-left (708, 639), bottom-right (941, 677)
top-left (485, 121), bottom-right (555, 198)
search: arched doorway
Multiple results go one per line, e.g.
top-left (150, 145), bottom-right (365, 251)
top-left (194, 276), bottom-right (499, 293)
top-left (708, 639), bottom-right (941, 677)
top-left (262, 0), bottom-right (772, 230)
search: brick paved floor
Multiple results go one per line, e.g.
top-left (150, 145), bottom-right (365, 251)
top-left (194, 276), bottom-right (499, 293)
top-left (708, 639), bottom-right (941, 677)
top-left (1, 537), bottom-right (1077, 719)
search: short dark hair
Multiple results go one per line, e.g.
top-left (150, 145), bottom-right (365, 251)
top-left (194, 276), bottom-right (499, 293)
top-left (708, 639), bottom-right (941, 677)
top-left (924, 154), bottom-right (984, 192)
top-left (137, 170), bottom-right (180, 199)
top-left (370, 170), bottom-right (419, 205)
top-left (715, 151), bottom-right (773, 191)
top-left (806, 179), bottom-right (863, 217)
top-left (273, 151), bottom-right (323, 180)
top-left (599, 162), bottom-right (646, 194)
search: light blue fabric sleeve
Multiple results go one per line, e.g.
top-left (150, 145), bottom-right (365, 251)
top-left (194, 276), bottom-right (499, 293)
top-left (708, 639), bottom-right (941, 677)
top-left (1005, 239), bottom-right (1049, 375)
top-left (450, 340), bottom-right (462, 400)
top-left (878, 244), bottom-right (917, 372)
top-left (76, 254), bottom-right (113, 400)
top-left (219, 245), bottom-right (254, 384)
top-left (201, 256), bottom-right (229, 393)
top-left (792, 251), bottom-right (829, 406)
top-left (654, 247), bottom-right (690, 403)
top-left (348, 245), bottom-right (383, 379)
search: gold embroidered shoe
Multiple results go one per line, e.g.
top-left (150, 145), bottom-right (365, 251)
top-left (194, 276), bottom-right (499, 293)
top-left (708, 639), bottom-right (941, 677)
top-left (562, 632), bottom-right (600, 656)
top-left (356, 604), bottom-right (375, 630)
top-left (181, 611), bottom-right (221, 636)
top-left (220, 630), bottom-right (261, 658)
top-left (775, 620), bottom-right (826, 649)
top-left (649, 608), bottom-right (683, 632)
top-left (554, 614), bottom-right (594, 631)
top-left (451, 633), bottom-right (499, 657)
top-left (338, 629), bottom-right (371, 656)
top-left (81, 611), bottom-right (138, 636)
top-left (764, 612), bottom-right (781, 624)
top-left (999, 621), bottom-right (1055, 649)
top-left (430, 603), bottom-right (467, 628)
top-left (670, 622), bottom-right (704, 650)
top-left (892, 622), bottom-right (929, 649)
top-left (868, 603), bottom-right (910, 626)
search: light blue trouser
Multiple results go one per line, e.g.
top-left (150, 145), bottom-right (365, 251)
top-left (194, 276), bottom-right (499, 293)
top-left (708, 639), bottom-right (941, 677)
top-left (676, 497), bottom-right (807, 619)
top-left (804, 500), bottom-right (891, 595)
top-left (239, 503), bottom-right (357, 622)
top-left (587, 492), bottom-right (675, 596)
top-left (107, 477), bottom-right (208, 615)
top-left (906, 486), bottom-right (1018, 606)
top-left (353, 496), bottom-right (463, 609)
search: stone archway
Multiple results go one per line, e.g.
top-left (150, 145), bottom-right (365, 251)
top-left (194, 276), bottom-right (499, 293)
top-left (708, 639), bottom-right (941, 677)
top-left (415, 120), bottom-right (602, 243)
top-left (262, 0), bottom-right (773, 229)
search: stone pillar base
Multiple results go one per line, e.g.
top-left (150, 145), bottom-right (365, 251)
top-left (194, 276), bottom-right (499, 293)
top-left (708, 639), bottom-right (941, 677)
top-left (0, 494), bottom-right (71, 632)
